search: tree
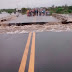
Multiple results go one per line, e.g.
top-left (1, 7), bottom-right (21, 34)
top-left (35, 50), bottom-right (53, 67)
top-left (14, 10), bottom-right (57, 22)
top-left (21, 8), bottom-right (27, 14)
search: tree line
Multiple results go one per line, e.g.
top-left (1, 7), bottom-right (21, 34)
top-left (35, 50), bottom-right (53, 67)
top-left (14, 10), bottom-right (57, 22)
top-left (0, 5), bottom-right (72, 14)
top-left (48, 5), bottom-right (72, 14)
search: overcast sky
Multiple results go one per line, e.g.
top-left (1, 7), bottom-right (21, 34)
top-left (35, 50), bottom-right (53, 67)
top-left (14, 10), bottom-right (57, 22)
top-left (0, 0), bottom-right (72, 9)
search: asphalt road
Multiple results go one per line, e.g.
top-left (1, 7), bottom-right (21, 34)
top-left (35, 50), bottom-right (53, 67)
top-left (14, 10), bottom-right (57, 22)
top-left (3, 15), bottom-right (60, 24)
top-left (0, 32), bottom-right (72, 72)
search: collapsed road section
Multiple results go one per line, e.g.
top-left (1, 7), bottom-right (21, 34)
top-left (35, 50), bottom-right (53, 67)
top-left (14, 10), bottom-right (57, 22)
top-left (1, 15), bottom-right (60, 26)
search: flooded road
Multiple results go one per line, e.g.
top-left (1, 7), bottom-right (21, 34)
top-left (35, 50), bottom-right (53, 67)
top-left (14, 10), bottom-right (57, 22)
top-left (0, 32), bottom-right (72, 72)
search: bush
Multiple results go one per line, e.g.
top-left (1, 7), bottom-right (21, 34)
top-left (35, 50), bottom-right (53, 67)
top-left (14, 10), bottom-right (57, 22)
top-left (56, 8), bottom-right (63, 13)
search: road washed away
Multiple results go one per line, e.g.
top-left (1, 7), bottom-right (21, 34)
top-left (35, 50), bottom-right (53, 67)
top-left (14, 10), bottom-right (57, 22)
top-left (0, 22), bottom-right (72, 34)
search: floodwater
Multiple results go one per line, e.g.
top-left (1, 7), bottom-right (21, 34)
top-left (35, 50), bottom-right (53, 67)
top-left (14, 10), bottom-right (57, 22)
top-left (0, 32), bottom-right (72, 72)
top-left (0, 12), bottom-right (10, 19)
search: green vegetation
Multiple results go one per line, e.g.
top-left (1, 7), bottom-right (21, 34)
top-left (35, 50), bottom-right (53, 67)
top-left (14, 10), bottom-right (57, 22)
top-left (48, 5), bottom-right (72, 14)
top-left (0, 8), bottom-right (27, 14)
top-left (0, 9), bottom-right (16, 14)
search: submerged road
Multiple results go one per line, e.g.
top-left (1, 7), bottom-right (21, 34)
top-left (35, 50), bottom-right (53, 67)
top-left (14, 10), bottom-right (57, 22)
top-left (0, 32), bottom-right (72, 72)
